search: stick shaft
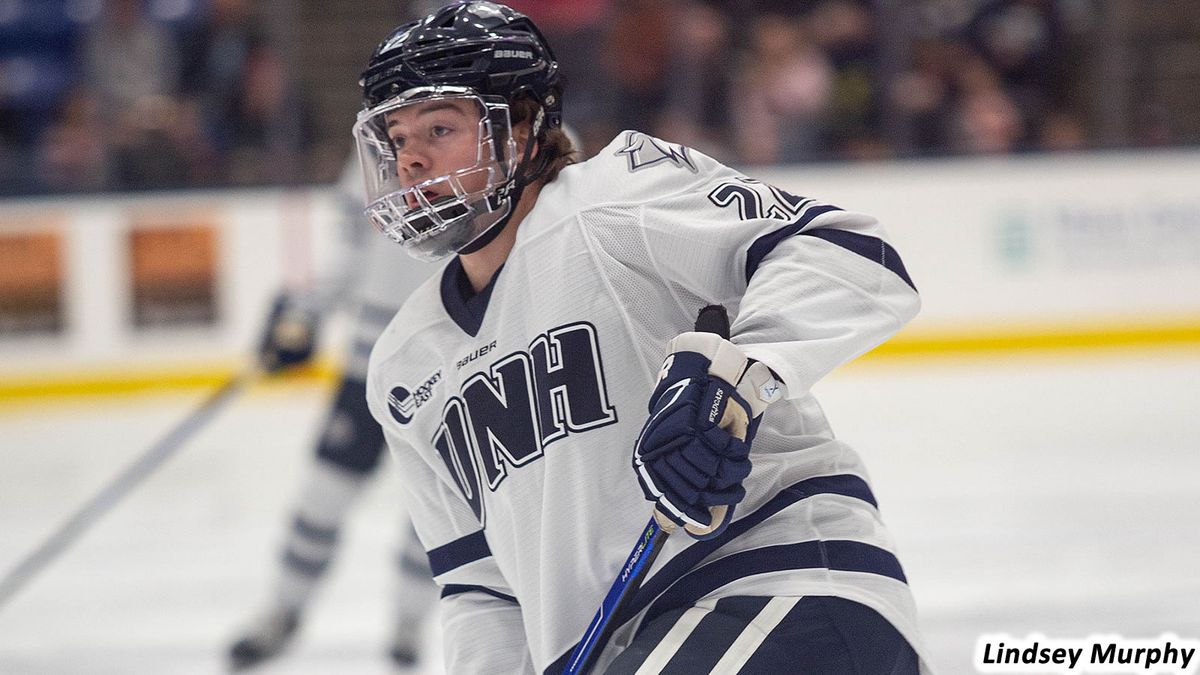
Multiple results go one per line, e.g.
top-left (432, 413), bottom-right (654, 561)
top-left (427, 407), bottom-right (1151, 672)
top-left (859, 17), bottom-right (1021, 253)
top-left (563, 518), bottom-right (667, 674)
top-left (0, 371), bottom-right (252, 611)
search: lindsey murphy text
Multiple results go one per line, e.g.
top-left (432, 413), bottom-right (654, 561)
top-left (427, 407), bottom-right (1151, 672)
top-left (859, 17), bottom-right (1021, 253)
top-left (974, 634), bottom-right (1198, 673)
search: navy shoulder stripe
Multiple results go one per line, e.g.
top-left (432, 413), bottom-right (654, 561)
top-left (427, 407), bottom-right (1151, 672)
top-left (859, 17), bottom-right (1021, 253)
top-left (744, 204), bottom-right (841, 282)
top-left (427, 530), bottom-right (491, 576)
top-left (803, 228), bottom-right (916, 291)
top-left (745, 210), bottom-right (917, 292)
top-left (441, 583), bottom-right (518, 604)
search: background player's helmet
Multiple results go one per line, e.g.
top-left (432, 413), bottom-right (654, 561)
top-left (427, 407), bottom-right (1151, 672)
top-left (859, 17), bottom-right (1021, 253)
top-left (353, 1), bottom-right (562, 261)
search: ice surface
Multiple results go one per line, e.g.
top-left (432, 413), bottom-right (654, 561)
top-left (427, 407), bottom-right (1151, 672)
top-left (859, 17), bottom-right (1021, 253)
top-left (1, 352), bottom-right (1197, 674)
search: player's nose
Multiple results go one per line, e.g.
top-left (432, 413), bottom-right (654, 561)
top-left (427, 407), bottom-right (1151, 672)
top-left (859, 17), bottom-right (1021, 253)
top-left (395, 143), bottom-right (430, 184)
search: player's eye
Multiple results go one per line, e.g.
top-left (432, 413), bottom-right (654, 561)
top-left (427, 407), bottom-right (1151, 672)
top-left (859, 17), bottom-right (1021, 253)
top-left (431, 125), bottom-right (453, 138)
top-left (389, 135), bottom-right (406, 151)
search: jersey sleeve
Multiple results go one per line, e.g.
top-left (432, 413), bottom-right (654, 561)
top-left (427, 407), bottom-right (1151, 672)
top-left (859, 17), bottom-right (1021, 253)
top-left (632, 143), bottom-right (920, 397)
top-left (366, 364), bottom-right (535, 674)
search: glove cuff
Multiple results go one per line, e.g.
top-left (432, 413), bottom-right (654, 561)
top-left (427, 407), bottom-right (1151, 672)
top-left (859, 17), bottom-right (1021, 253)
top-left (665, 332), bottom-right (748, 384)
top-left (663, 333), bottom-right (785, 418)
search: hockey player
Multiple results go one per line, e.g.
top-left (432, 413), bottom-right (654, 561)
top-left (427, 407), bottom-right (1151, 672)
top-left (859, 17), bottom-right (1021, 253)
top-left (358, 3), bottom-right (931, 673)
top-left (226, 160), bottom-right (441, 669)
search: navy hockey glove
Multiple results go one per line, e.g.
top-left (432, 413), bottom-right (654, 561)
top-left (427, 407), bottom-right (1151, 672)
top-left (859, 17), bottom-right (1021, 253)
top-left (633, 332), bottom-right (783, 539)
top-left (258, 292), bottom-right (321, 373)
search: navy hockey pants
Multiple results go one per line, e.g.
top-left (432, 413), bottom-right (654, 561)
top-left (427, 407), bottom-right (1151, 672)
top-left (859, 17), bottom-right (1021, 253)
top-left (604, 595), bottom-right (919, 675)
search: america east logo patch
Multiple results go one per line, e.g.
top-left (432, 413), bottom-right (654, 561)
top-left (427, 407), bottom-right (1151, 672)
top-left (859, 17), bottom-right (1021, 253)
top-left (388, 369), bottom-right (442, 426)
top-left (387, 386), bottom-right (417, 425)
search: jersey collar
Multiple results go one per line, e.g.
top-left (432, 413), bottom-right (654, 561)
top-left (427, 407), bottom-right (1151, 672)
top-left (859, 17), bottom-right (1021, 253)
top-left (440, 257), bottom-right (503, 337)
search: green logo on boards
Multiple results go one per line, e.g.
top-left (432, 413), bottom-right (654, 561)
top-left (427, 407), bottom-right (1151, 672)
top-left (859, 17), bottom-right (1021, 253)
top-left (996, 211), bottom-right (1033, 270)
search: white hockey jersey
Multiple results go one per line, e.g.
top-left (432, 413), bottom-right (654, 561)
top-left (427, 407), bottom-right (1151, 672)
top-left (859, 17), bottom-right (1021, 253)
top-left (366, 131), bottom-right (929, 674)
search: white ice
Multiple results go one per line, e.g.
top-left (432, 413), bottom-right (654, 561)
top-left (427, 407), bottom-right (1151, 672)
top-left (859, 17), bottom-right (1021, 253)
top-left (1, 350), bottom-right (1197, 674)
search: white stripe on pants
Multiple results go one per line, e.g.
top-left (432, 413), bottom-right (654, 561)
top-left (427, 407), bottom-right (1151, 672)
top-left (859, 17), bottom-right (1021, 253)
top-left (709, 596), bottom-right (802, 674)
top-left (633, 598), bottom-right (719, 675)
top-left (631, 596), bottom-right (802, 674)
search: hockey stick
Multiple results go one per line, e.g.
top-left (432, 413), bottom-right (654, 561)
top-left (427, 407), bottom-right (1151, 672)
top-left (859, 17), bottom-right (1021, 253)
top-left (563, 305), bottom-right (730, 675)
top-left (0, 368), bottom-right (257, 611)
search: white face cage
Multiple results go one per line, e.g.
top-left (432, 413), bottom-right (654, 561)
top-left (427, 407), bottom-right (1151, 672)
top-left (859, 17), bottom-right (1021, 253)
top-left (352, 86), bottom-right (519, 262)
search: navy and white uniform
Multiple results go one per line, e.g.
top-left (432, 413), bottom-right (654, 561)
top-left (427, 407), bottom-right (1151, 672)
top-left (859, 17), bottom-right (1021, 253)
top-left (367, 132), bottom-right (931, 674)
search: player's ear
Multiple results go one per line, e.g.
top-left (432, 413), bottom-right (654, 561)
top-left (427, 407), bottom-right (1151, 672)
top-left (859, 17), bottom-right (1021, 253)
top-left (512, 119), bottom-right (535, 155)
top-left (507, 95), bottom-right (541, 159)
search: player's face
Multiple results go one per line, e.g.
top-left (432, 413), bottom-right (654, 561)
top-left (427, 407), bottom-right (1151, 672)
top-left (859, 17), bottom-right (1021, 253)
top-left (384, 98), bottom-right (491, 209)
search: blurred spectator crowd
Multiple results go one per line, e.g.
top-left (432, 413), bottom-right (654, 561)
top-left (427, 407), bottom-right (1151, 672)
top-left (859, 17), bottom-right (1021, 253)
top-left (533, 0), bottom-right (1097, 164)
top-left (0, 0), bottom-right (311, 195)
top-left (0, 0), bottom-right (1182, 196)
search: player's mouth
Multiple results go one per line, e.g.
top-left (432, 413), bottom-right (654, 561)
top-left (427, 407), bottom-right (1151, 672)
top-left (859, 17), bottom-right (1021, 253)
top-left (405, 188), bottom-right (442, 210)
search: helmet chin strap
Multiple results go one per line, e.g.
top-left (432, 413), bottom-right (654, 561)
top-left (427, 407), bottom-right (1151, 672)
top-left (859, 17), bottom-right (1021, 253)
top-left (458, 105), bottom-right (549, 256)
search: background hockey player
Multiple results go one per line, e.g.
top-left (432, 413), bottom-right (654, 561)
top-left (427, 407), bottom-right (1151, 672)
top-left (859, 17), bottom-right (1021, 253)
top-left (358, 2), bottom-right (932, 672)
top-left (226, 159), bottom-right (440, 669)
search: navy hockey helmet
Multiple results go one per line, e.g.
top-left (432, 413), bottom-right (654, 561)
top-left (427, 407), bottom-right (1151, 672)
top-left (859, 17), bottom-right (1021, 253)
top-left (360, 1), bottom-right (561, 129)
top-left (353, 2), bottom-right (564, 261)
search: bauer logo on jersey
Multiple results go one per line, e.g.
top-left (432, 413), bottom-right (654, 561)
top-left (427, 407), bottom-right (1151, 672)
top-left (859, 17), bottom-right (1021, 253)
top-left (388, 369), bottom-right (442, 426)
top-left (616, 132), bottom-right (698, 174)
